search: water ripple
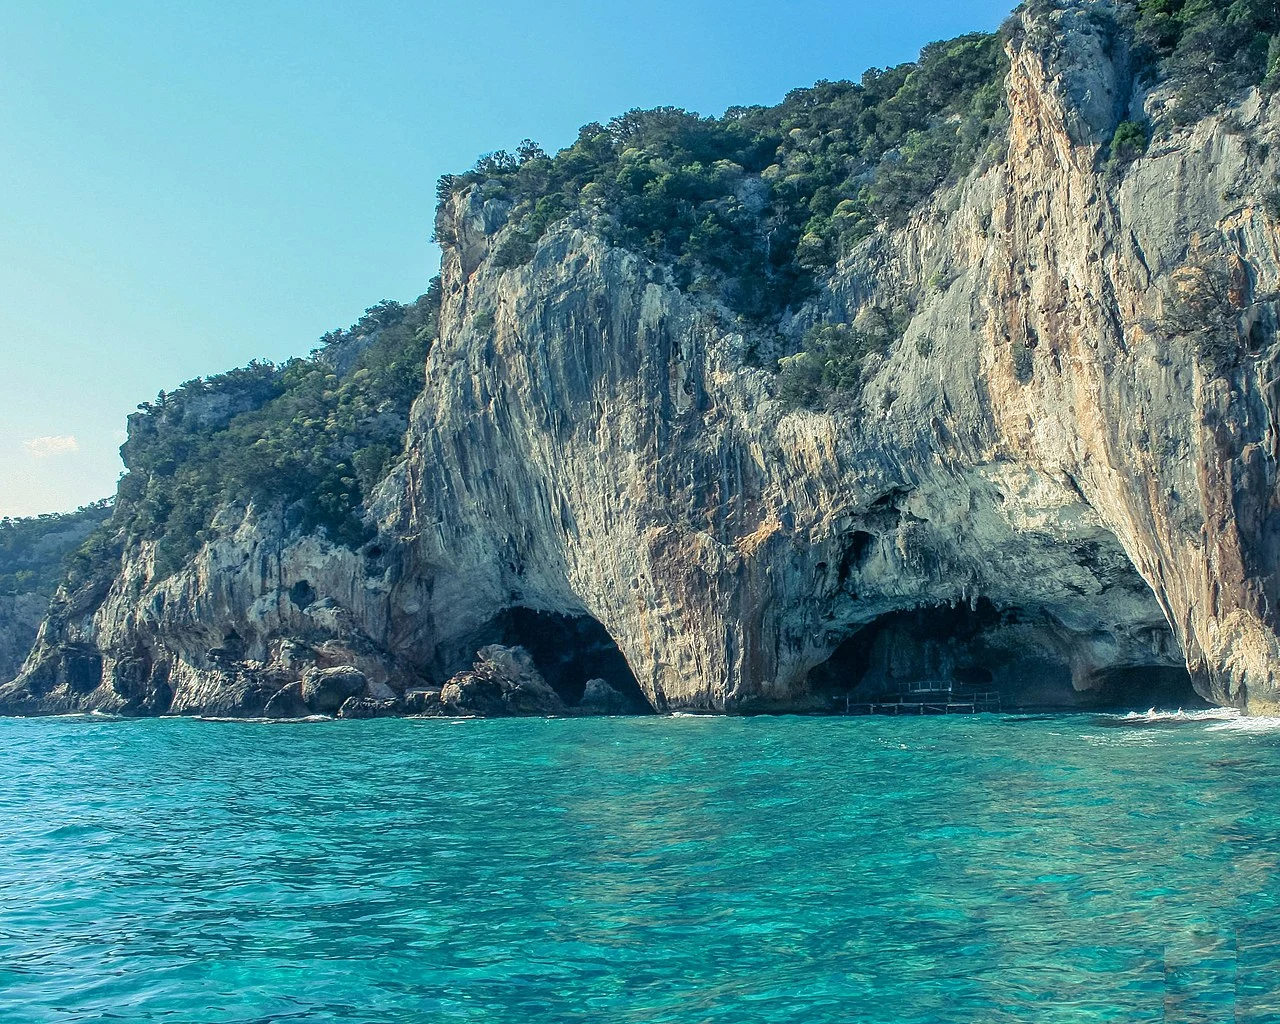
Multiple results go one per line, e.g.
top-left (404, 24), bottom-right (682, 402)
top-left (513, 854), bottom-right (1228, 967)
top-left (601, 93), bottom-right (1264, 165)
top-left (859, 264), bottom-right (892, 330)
top-left (1, 714), bottom-right (1278, 1021)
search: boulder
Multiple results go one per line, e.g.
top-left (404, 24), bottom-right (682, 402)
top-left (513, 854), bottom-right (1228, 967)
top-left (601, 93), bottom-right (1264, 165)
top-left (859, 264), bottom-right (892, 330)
top-left (301, 665), bottom-right (367, 714)
top-left (337, 696), bottom-right (403, 719)
top-left (263, 680), bottom-right (309, 719)
top-left (577, 678), bottom-right (630, 715)
top-left (403, 688), bottom-right (445, 715)
top-left (440, 645), bottom-right (566, 717)
top-left (367, 678), bottom-right (398, 700)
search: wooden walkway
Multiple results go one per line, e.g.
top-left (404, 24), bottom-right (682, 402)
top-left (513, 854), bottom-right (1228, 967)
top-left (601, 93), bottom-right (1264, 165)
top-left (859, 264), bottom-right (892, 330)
top-left (835, 691), bottom-right (1001, 715)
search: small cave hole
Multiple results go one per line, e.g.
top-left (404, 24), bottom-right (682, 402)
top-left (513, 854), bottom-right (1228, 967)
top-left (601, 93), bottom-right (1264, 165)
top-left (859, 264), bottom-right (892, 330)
top-left (869, 488), bottom-right (907, 511)
top-left (289, 580), bottom-right (317, 610)
top-left (207, 630), bottom-right (246, 665)
top-left (837, 531), bottom-right (875, 586)
top-left (502, 608), bottom-right (654, 713)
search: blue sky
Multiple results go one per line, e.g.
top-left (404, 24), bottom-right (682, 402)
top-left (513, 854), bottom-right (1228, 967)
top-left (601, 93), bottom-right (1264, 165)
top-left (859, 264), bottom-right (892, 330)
top-left (0, 0), bottom-right (1014, 518)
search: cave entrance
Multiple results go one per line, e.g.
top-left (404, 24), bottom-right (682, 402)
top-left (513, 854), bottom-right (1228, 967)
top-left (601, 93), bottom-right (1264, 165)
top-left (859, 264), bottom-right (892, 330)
top-left (503, 608), bottom-right (654, 713)
top-left (807, 600), bottom-right (1010, 702)
top-left (806, 600), bottom-right (1199, 712)
top-left (1087, 666), bottom-right (1208, 711)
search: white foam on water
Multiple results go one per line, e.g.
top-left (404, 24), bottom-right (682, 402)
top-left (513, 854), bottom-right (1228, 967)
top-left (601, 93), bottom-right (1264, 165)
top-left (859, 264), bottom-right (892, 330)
top-left (1092, 705), bottom-right (1280, 734)
top-left (1081, 731), bottom-right (1158, 746)
top-left (196, 714), bottom-right (334, 724)
top-left (1116, 707), bottom-right (1241, 725)
top-left (1081, 707), bottom-right (1243, 745)
top-left (1206, 714), bottom-right (1280, 733)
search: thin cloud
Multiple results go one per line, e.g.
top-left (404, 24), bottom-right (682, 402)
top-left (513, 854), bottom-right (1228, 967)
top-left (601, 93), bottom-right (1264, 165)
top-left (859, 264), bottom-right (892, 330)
top-left (23, 435), bottom-right (79, 458)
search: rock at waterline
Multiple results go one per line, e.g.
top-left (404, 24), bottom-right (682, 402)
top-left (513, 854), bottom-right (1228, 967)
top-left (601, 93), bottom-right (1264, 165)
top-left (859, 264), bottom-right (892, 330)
top-left (440, 644), bottom-right (567, 717)
top-left (263, 681), bottom-right (310, 719)
top-left (577, 678), bottom-right (630, 715)
top-left (301, 666), bottom-right (367, 714)
top-left (338, 696), bottom-right (404, 719)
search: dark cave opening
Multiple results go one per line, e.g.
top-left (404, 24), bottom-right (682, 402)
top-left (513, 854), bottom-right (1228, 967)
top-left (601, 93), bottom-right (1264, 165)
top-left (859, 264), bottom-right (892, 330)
top-left (807, 600), bottom-right (1006, 698)
top-left (806, 600), bottom-right (1203, 712)
top-left (806, 632), bottom-right (874, 699)
top-left (501, 608), bottom-right (654, 713)
top-left (1087, 666), bottom-right (1210, 711)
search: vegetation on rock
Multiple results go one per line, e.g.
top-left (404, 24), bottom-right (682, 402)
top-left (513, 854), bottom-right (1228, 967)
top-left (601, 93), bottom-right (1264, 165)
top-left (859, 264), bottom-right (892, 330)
top-left (1132, 0), bottom-right (1280, 123)
top-left (29, 0), bottom-right (1280, 596)
top-left (1107, 119), bottom-right (1150, 167)
top-left (99, 285), bottom-right (440, 581)
top-left (443, 33), bottom-right (1011, 320)
top-left (777, 311), bottom-right (907, 410)
top-left (441, 1), bottom-right (1280, 328)
top-left (0, 501), bottom-right (112, 598)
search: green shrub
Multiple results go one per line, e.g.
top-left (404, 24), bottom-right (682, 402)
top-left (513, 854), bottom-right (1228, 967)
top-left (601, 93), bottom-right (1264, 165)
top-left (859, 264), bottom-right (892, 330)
top-left (1134, 0), bottom-right (1279, 123)
top-left (1108, 119), bottom-right (1149, 166)
top-left (491, 233), bottom-right (535, 269)
top-left (351, 443), bottom-right (399, 496)
top-left (1159, 261), bottom-right (1248, 375)
top-left (0, 500), bottom-right (113, 596)
top-left (777, 313), bottom-right (903, 410)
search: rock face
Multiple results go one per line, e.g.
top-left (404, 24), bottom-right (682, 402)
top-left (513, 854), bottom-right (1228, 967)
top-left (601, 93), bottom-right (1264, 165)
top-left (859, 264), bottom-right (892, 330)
top-left (437, 645), bottom-right (568, 717)
top-left (6, 0), bottom-right (1280, 715)
top-left (0, 593), bottom-right (51, 688)
top-left (0, 504), bottom-right (111, 684)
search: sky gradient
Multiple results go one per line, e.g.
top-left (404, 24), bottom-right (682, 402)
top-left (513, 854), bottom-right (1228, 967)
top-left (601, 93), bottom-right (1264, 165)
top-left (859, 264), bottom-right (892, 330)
top-left (1, 0), bottom-right (1014, 518)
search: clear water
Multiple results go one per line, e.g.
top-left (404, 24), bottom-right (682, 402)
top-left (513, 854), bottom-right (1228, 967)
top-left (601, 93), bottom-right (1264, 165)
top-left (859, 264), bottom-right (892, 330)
top-left (2, 712), bottom-right (1279, 1023)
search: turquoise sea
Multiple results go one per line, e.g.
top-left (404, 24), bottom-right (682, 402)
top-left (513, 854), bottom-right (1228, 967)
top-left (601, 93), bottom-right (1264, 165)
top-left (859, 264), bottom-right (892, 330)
top-left (2, 712), bottom-right (1278, 1023)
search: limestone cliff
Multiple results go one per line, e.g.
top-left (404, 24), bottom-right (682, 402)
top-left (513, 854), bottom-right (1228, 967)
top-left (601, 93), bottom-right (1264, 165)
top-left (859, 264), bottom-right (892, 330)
top-left (0, 592), bottom-right (52, 688)
top-left (6, 0), bottom-right (1280, 716)
top-left (0, 504), bottom-right (110, 685)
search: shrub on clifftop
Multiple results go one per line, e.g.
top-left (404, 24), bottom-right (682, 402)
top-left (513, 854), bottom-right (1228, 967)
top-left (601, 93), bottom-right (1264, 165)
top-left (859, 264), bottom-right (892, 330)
top-left (109, 282), bottom-right (441, 580)
top-left (1133, 0), bottom-right (1280, 122)
top-left (443, 32), bottom-right (1011, 321)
